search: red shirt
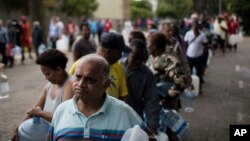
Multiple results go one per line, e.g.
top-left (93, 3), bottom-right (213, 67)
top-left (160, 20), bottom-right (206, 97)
top-left (229, 19), bottom-right (239, 34)
top-left (104, 21), bottom-right (112, 32)
top-left (21, 21), bottom-right (32, 47)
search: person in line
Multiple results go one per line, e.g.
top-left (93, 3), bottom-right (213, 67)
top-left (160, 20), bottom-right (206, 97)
top-left (96, 32), bottom-right (131, 101)
top-left (89, 18), bottom-right (97, 39)
top-left (121, 30), bottom-right (147, 60)
top-left (48, 16), bottom-right (60, 49)
top-left (228, 14), bottom-right (239, 51)
top-left (122, 39), bottom-right (160, 135)
top-left (11, 49), bottom-right (74, 141)
top-left (48, 54), bottom-right (142, 141)
top-left (103, 18), bottom-right (112, 33)
top-left (72, 22), bottom-right (96, 62)
top-left (65, 18), bottom-right (78, 51)
top-left (6, 20), bottom-right (16, 67)
top-left (184, 19), bottom-right (208, 92)
top-left (0, 19), bottom-right (8, 65)
top-left (213, 16), bottom-right (228, 55)
top-left (147, 32), bottom-right (186, 110)
top-left (32, 21), bottom-right (44, 59)
top-left (174, 23), bottom-right (192, 88)
top-left (69, 33), bottom-right (130, 101)
top-left (20, 16), bottom-right (33, 61)
top-left (147, 32), bottom-right (187, 141)
top-left (96, 18), bottom-right (103, 43)
top-left (11, 19), bottom-right (23, 64)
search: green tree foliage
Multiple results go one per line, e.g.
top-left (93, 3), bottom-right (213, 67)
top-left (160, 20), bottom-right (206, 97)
top-left (0, 0), bottom-right (29, 14)
top-left (44, 0), bottom-right (59, 11)
top-left (58, 0), bottom-right (99, 18)
top-left (156, 0), bottom-right (193, 19)
top-left (30, 0), bottom-right (45, 28)
top-left (156, 2), bottom-right (175, 18)
top-left (192, 0), bottom-right (221, 15)
top-left (131, 0), bottom-right (153, 20)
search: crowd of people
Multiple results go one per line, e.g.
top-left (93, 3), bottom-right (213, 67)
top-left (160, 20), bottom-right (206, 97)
top-left (3, 11), bottom-right (241, 141)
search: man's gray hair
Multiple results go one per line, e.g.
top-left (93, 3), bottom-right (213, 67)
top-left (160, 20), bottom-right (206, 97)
top-left (79, 54), bottom-right (110, 81)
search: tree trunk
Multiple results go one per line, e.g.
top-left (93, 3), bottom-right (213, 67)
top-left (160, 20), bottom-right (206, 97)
top-left (29, 0), bottom-right (45, 30)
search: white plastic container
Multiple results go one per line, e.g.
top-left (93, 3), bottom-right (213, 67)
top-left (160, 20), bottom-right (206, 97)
top-left (155, 131), bottom-right (169, 141)
top-left (0, 63), bottom-right (10, 100)
top-left (121, 125), bottom-right (149, 141)
top-left (191, 74), bottom-right (200, 96)
top-left (56, 34), bottom-right (69, 52)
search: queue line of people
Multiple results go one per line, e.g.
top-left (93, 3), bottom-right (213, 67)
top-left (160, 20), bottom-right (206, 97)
top-left (0, 16), bottom-right (45, 68)
top-left (11, 16), bottom-right (201, 140)
top-left (9, 12), bottom-right (242, 141)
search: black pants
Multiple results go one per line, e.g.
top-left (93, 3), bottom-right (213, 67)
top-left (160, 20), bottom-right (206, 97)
top-left (218, 37), bottom-right (225, 53)
top-left (228, 44), bottom-right (237, 51)
top-left (0, 42), bottom-right (7, 65)
top-left (187, 55), bottom-right (203, 87)
top-left (201, 50), bottom-right (209, 76)
top-left (68, 35), bottom-right (75, 51)
top-left (50, 37), bottom-right (58, 49)
top-left (34, 45), bottom-right (39, 58)
top-left (97, 32), bottom-right (102, 43)
top-left (7, 56), bottom-right (14, 67)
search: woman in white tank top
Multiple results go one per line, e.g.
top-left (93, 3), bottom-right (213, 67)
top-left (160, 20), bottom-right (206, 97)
top-left (12, 49), bottom-right (74, 141)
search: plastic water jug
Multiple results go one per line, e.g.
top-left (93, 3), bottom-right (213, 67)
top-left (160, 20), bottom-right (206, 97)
top-left (191, 74), bottom-right (200, 95)
top-left (183, 88), bottom-right (197, 113)
top-left (159, 109), bottom-right (189, 141)
top-left (155, 131), bottom-right (169, 141)
top-left (0, 63), bottom-right (10, 100)
top-left (121, 125), bottom-right (149, 141)
top-left (18, 117), bottom-right (50, 141)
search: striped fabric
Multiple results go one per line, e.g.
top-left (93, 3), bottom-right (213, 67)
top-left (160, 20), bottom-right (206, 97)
top-left (49, 94), bottom-right (142, 141)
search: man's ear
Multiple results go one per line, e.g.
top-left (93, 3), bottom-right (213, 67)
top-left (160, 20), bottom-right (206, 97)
top-left (104, 79), bottom-right (111, 89)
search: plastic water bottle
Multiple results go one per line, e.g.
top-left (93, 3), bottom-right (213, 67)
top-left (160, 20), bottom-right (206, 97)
top-left (0, 64), bottom-right (10, 99)
top-left (159, 109), bottom-right (189, 141)
top-left (183, 89), bottom-right (197, 113)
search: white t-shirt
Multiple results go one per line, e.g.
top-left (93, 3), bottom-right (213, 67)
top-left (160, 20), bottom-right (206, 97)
top-left (57, 21), bottom-right (64, 36)
top-left (184, 30), bottom-right (207, 58)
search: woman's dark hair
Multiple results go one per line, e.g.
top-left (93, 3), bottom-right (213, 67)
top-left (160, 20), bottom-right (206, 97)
top-left (150, 32), bottom-right (167, 52)
top-left (129, 31), bottom-right (146, 43)
top-left (36, 49), bottom-right (68, 70)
